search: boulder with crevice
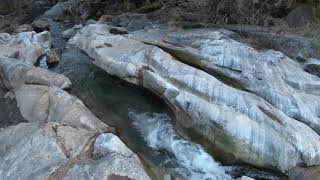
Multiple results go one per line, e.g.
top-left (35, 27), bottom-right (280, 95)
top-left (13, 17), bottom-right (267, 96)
top-left (0, 122), bottom-right (150, 180)
top-left (128, 27), bottom-right (320, 135)
top-left (69, 24), bottom-right (320, 173)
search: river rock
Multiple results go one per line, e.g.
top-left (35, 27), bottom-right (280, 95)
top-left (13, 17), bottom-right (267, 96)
top-left (129, 28), bottom-right (320, 135)
top-left (0, 55), bottom-right (151, 179)
top-left (0, 123), bottom-right (68, 179)
top-left (304, 58), bottom-right (320, 78)
top-left (0, 31), bottom-right (51, 64)
top-left (63, 133), bottom-right (151, 180)
top-left (14, 24), bottom-right (34, 33)
top-left (46, 48), bottom-right (61, 65)
top-left (0, 122), bottom-right (149, 180)
top-left (0, 55), bottom-right (71, 90)
top-left (44, 2), bottom-right (65, 20)
top-left (62, 25), bottom-right (83, 39)
top-left (288, 166), bottom-right (320, 180)
top-left (69, 24), bottom-right (320, 173)
top-left (32, 17), bottom-right (50, 31)
top-left (286, 4), bottom-right (315, 27)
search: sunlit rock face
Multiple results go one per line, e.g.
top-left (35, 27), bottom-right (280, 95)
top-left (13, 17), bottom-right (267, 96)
top-left (69, 24), bottom-right (320, 173)
top-left (0, 55), bottom-right (151, 180)
top-left (0, 31), bottom-right (51, 64)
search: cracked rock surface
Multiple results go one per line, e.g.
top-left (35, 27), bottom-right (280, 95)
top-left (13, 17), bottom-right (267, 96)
top-left (0, 55), bottom-right (150, 179)
top-left (69, 24), bottom-right (320, 173)
top-left (0, 31), bottom-right (52, 65)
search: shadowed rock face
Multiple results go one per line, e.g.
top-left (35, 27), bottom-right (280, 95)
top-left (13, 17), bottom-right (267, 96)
top-left (69, 24), bottom-right (320, 173)
top-left (0, 55), bottom-right (150, 179)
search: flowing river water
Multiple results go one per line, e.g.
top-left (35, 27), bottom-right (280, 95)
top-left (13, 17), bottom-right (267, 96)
top-left (34, 20), bottom-right (284, 180)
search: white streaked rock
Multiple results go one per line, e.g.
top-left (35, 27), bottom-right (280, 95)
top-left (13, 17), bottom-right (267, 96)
top-left (69, 24), bottom-right (320, 172)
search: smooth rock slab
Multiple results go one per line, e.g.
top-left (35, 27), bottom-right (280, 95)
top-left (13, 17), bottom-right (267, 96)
top-left (0, 55), bottom-right (71, 90)
top-left (69, 24), bottom-right (320, 173)
top-left (129, 28), bottom-right (320, 135)
top-left (0, 123), bottom-right (68, 180)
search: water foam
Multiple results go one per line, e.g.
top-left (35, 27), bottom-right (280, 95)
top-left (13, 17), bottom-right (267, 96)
top-left (130, 112), bottom-right (232, 180)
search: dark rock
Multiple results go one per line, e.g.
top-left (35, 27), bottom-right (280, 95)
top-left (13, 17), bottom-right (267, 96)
top-left (289, 166), bottom-right (320, 180)
top-left (46, 48), bottom-right (62, 66)
top-left (14, 24), bottom-right (34, 33)
top-left (304, 58), bottom-right (320, 78)
top-left (287, 4), bottom-right (315, 27)
top-left (98, 15), bottom-right (114, 24)
top-left (32, 17), bottom-right (50, 32)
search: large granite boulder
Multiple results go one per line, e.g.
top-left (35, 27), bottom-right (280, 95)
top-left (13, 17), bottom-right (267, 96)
top-left (0, 56), bottom-right (70, 90)
top-left (127, 28), bottom-right (320, 134)
top-left (0, 31), bottom-right (51, 64)
top-left (0, 55), bottom-right (150, 180)
top-left (69, 24), bottom-right (320, 173)
top-left (0, 122), bottom-right (149, 180)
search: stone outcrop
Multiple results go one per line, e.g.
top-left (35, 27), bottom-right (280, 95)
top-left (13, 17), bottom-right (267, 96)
top-left (69, 24), bottom-right (320, 173)
top-left (128, 28), bottom-right (320, 134)
top-left (62, 25), bottom-right (83, 39)
top-left (32, 17), bottom-right (50, 32)
top-left (0, 31), bottom-right (51, 64)
top-left (0, 54), bottom-right (150, 179)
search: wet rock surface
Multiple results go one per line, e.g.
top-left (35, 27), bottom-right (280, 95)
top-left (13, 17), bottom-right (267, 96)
top-left (69, 23), bottom-right (320, 174)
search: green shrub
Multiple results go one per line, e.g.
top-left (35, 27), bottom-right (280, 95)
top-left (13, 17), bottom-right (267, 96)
top-left (0, 3), bottom-right (12, 15)
top-left (316, 5), bottom-right (320, 21)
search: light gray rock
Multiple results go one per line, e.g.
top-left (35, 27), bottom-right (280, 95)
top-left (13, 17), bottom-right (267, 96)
top-left (85, 19), bottom-right (97, 26)
top-left (0, 55), bottom-right (150, 179)
top-left (14, 24), bottom-right (34, 33)
top-left (8, 81), bottom-right (107, 131)
top-left (129, 28), bottom-right (320, 134)
top-left (69, 24), bottom-right (320, 173)
top-left (0, 55), bottom-right (71, 90)
top-left (0, 31), bottom-right (51, 64)
top-left (238, 176), bottom-right (255, 180)
top-left (62, 133), bottom-right (151, 180)
top-left (44, 2), bottom-right (65, 20)
top-left (0, 122), bottom-right (150, 180)
top-left (0, 123), bottom-right (68, 180)
top-left (62, 25), bottom-right (83, 39)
